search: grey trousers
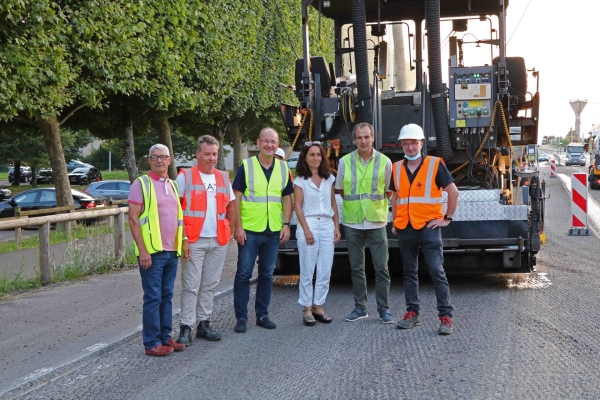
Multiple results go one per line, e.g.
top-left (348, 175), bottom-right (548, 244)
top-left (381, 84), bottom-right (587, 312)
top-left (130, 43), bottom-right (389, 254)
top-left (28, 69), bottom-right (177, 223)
top-left (345, 226), bottom-right (391, 311)
top-left (179, 237), bottom-right (228, 326)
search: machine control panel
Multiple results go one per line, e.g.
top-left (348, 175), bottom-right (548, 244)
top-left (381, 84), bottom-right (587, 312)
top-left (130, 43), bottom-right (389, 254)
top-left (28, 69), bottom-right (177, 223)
top-left (449, 67), bottom-right (494, 129)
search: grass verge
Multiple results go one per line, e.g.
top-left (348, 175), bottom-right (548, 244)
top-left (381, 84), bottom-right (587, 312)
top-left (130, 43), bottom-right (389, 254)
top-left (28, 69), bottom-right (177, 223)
top-left (0, 232), bottom-right (138, 299)
top-left (0, 222), bottom-right (130, 254)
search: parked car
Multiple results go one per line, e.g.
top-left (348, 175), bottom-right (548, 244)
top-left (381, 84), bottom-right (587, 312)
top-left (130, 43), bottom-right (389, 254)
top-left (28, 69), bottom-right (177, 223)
top-left (66, 160), bottom-right (94, 172)
top-left (33, 169), bottom-right (54, 185)
top-left (0, 186), bottom-right (11, 200)
top-left (538, 154), bottom-right (550, 162)
top-left (287, 157), bottom-right (299, 168)
top-left (68, 167), bottom-right (102, 185)
top-left (8, 167), bottom-right (32, 183)
top-left (0, 188), bottom-right (105, 219)
top-left (86, 180), bottom-right (130, 201)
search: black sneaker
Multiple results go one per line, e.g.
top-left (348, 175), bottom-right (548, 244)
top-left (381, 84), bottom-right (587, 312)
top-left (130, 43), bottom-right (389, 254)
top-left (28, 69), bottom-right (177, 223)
top-left (196, 320), bottom-right (222, 341)
top-left (256, 316), bottom-right (277, 329)
top-left (234, 319), bottom-right (247, 333)
top-left (176, 325), bottom-right (193, 345)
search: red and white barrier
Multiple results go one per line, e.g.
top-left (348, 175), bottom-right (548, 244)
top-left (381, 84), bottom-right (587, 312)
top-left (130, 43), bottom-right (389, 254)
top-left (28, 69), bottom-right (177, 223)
top-left (569, 172), bottom-right (589, 235)
top-left (550, 159), bottom-right (556, 178)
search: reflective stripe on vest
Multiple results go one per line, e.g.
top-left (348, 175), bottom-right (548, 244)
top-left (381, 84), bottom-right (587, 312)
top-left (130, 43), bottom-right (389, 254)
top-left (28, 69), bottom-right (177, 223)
top-left (240, 157), bottom-right (289, 232)
top-left (181, 167), bottom-right (231, 245)
top-left (392, 156), bottom-right (443, 229)
top-left (341, 150), bottom-right (389, 223)
top-left (135, 175), bottom-right (183, 256)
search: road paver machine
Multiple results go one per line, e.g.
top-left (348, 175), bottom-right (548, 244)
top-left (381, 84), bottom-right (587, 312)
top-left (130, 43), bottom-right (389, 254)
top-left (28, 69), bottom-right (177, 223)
top-left (278, 0), bottom-right (543, 273)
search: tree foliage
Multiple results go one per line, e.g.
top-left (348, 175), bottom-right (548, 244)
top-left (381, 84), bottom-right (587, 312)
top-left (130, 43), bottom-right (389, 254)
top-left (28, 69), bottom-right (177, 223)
top-left (0, 0), bottom-right (335, 192)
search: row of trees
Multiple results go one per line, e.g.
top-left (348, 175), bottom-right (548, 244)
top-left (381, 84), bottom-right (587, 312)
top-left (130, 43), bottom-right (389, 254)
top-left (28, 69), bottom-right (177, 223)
top-left (0, 1), bottom-right (333, 209)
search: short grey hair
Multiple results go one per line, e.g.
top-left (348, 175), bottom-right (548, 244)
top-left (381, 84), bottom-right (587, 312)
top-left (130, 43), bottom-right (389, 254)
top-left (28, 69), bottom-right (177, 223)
top-left (196, 135), bottom-right (219, 152)
top-left (352, 122), bottom-right (375, 139)
top-left (148, 144), bottom-right (170, 157)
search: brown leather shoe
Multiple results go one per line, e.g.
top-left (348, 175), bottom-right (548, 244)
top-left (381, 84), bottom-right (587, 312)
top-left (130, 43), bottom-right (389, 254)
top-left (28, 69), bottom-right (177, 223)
top-left (166, 338), bottom-right (185, 352)
top-left (144, 344), bottom-right (174, 356)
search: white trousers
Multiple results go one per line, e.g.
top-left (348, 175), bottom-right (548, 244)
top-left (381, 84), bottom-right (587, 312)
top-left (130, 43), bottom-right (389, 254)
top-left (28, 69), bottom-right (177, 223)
top-left (179, 237), bottom-right (228, 326)
top-left (297, 216), bottom-right (335, 307)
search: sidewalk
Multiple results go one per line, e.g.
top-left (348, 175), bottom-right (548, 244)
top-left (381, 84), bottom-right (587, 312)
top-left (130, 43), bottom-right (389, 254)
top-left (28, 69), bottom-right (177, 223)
top-left (0, 237), bottom-right (249, 396)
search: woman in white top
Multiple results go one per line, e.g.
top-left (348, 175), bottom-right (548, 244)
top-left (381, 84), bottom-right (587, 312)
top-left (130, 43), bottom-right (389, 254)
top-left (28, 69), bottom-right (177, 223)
top-left (294, 142), bottom-right (341, 326)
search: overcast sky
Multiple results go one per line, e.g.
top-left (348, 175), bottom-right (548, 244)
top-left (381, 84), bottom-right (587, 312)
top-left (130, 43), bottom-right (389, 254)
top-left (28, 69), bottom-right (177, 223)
top-left (504, 0), bottom-right (599, 139)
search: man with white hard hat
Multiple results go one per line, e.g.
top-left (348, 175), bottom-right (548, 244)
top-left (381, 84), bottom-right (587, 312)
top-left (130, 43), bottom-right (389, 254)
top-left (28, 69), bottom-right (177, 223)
top-left (274, 148), bottom-right (285, 160)
top-left (390, 123), bottom-right (459, 335)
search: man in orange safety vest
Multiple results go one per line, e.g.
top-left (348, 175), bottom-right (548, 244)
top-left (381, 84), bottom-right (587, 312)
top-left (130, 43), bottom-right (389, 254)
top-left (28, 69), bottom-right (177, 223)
top-left (175, 135), bottom-right (236, 344)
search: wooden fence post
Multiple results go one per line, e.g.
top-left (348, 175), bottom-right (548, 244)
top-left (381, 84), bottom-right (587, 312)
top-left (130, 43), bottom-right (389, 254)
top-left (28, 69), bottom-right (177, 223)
top-left (14, 206), bottom-right (21, 247)
top-left (39, 221), bottom-right (52, 286)
top-left (114, 209), bottom-right (125, 268)
top-left (107, 198), bottom-right (114, 230)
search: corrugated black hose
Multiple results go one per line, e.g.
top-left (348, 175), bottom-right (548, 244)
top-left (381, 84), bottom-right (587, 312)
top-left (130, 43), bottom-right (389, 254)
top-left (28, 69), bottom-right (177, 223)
top-left (426, 0), bottom-right (454, 161)
top-left (351, 0), bottom-right (373, 125)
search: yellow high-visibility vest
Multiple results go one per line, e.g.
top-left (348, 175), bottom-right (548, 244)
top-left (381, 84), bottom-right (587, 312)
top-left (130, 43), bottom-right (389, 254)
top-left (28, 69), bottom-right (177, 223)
top-left (240, 157), bottom-right (289, 232)
top-left (135, 175), bottom-right (183, 257)
top-left (342, 150), bottom-right (389, 224)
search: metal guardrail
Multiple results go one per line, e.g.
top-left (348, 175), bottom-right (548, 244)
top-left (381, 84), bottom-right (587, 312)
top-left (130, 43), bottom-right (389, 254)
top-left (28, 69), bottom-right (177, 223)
top-left (0, 206), bottom-right (129, 287)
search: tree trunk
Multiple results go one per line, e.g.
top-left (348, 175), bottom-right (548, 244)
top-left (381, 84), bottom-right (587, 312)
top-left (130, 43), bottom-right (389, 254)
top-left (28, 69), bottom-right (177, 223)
top-left (31, 165), bottom-right (37, 188)
top-left (213, 127), bottom-right (226, 171)
top-left (11, 160), bottom-right (21, 187)
top-left (122, 96), bottom-right (138, 183)
top-left (228, 120), bottom-right (242, 170)
top-left (36, 116), bottom-right (73, 208)
top-left (155, 117), bottom-right (177, 180)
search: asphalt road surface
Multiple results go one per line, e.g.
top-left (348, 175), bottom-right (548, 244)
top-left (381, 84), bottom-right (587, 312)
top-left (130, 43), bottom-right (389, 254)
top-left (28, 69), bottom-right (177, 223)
top-left (2, 161), bottom-right (600, 399)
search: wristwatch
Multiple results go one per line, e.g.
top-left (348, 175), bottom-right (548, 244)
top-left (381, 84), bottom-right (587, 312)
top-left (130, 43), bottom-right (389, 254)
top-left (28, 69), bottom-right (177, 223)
top-left (283, 222), bottom-right (291, 226)
top-left (444, 215), bottom-right (453, 221)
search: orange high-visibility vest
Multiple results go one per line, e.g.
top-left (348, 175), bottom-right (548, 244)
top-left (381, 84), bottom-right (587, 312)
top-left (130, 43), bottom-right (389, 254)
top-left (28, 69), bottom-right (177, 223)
top-left (392, 156), bottom-right (444, 229)
top-left (180, 167), bottom-right (231, 245)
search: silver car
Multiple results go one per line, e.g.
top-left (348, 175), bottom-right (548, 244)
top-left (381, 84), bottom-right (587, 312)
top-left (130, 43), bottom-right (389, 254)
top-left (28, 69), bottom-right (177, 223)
top-left (85, 180), bottom-right (131, 201)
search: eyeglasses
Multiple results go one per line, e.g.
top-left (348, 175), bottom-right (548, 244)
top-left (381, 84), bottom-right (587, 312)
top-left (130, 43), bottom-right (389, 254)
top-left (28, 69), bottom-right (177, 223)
top-left (305, 141), bottom-right (322, 147)
top-left (259, 139), bottom-right (279, 146)
top-left (149, 155), bottom-right (170, 161)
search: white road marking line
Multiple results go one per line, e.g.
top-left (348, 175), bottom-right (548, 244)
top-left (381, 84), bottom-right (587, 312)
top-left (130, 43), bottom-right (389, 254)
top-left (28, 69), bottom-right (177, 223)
top-left (557, 173), bottom-right (600, 237)
top-left (83, 343), bottom-right (108, 352)
top-left (20, 368), bottom-right (54, 383)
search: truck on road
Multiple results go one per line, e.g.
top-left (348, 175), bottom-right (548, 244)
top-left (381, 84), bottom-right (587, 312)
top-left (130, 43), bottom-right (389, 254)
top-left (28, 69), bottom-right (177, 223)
top-left (566, 143), bottom-right (586, 166)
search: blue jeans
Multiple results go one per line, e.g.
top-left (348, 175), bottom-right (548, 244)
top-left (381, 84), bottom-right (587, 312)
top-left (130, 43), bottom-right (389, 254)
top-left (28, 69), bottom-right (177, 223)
top-left (396, 224), bottom-right (453, 317)
top-left (139, 251), bottom-right (178, 350)
top-left (234, 230), bottom-right (280, 320)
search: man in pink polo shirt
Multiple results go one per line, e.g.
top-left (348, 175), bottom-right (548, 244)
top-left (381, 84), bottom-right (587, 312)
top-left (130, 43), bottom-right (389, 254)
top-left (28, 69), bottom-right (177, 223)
top-left (129, 144), bottom-right (186, 356)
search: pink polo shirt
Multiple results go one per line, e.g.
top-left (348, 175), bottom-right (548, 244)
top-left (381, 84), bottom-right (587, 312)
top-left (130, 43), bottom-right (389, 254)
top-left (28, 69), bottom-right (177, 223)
top-left (128, 171), bottom-right (179, 251)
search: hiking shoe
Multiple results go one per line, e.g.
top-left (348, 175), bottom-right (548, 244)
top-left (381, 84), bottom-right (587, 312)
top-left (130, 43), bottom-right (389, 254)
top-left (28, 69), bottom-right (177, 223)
top-left (165, 338), bottom-right (185, 352)
top-left (176, 325), bottom-right (192, 345)
top-left (256, 316), bottom-right (277, 329)
top-left (144, 344), bottom-right (173, 357)
top-left (345, 307), bottom-right (368, 322)
top-left (396, 311), bottom-right (421, 329)
top-left (379, 309), bottom-right (394, 324)
top-left (438, 316), bottom-right (453, 335)
top-left (196, 320), bottom-right (222, 341)
top-left (234, 319), bottom-right (247, 333)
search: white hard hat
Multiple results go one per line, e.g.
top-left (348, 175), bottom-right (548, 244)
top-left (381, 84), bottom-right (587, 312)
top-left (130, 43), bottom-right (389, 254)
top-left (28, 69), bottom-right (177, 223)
top-left (275, 148), bottom-right (285, 158)
top-left (398, 124), bottom-right (425, 141)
